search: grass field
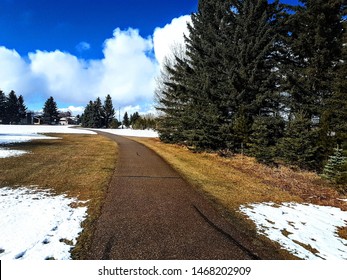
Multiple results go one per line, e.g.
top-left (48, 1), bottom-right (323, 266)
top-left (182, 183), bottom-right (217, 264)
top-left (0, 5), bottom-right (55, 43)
top-left (0, 133), bottom-right (117, 259)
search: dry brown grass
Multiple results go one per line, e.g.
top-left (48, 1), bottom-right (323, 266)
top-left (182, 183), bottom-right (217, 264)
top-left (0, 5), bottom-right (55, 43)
top-left (132, 138), bottom-right (347, 211)
top-left (337, 226), bottom-right (347, 240)
top-left (0, 134), bottom-right (117, 259)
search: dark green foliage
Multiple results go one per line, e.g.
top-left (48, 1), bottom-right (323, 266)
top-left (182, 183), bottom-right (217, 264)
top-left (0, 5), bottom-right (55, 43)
top-left (283, 0), bottom-right (345, 158)
top-left (129, 112), bottom-right (140, 126)
top-left (322, 145), bottom-right (347, 184)
top-left (81, 95), bottom-right (116, 128)
top-left (122, 112), bottom-right (130, 128)
top-left (155, 0), bottom-right (345, 172)
top-left (278, 113), bottom-right (322, 170)
top-left (0, 90), bottom-right (27, 124)
top-left (17, 95), bottom-right (27, 120)
top-left (0, 90), bottom-right (6, 123)
top-left (43, 96), bottom-right (59, 125)
top-left (249, 115), bottom-right (285, 164)
top-left (5, 91), bottom-right (21, 124)
top-left (103, 94), bottom-right (115, 128)
top-left (131, 113), bottom-right (157, 130)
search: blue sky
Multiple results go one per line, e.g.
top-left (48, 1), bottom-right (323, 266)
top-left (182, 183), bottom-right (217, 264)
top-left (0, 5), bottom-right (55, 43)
top-left (0, 0), bottom-right (298, 115)
top-left (0, 0), bottom-right (198, 60)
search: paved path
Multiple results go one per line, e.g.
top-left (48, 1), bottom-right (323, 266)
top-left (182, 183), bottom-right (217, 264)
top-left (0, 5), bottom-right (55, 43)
top-left (88, 132), bottom-right (260, 260)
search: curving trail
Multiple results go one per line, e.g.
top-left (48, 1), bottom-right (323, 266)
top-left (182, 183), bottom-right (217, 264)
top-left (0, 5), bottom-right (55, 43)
top-left (88, 132), bottom-right (260, 260)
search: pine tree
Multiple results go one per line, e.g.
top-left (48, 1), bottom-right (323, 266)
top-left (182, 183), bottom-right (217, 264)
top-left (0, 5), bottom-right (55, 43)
top-left (17, 95), bottom-right (27, 121)
top-left (123, 112), bottom-right (130, 128)
top-left (0, 90), bottom-right (6, 124)
top-left (156, 53), bottom-right (192, 144)
top-left (103, 94), bottom-right (115, 128)
top-left (249, 115), bottom-right (285, 164)
top-left (322, 145), bottom-right (347, 184)
top-left (43, 96), bottom-right (59, 125)
top-left (283, 0), bottom-right (345, 164)
top-left (224, 0), bottom-right (286, 151)
top-left (94, 97), bottom-right (104, 128)
top-left (278, 112), bottom-right (322, 170)
top-left (5, 90), bottom-right (20, 124)
top-left (130, 112), bottom-right (140, 127)
top-left (81, 101), bottom-right (96, 128)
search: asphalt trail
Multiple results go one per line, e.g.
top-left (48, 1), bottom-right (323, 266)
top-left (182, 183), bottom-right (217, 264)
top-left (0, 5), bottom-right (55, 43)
top-left (88, 132), bottom-right (260, 260)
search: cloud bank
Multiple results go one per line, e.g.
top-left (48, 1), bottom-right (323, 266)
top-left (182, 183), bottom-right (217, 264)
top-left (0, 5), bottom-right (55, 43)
top-left (0, 16), bottom-right (191, 113)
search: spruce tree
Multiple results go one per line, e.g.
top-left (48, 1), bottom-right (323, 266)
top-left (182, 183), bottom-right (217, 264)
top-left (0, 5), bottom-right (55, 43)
top-left (94, 97), bottom-right (104, 128)
top-left (43, 96), bottom-right (59, 125)
top-left (278, 112), bottom-right (322, 170)
top-left (17, 95), bottom-right (27, 121)
top-left (81, 101), bottom-right (96, 128)
top-left (0, 90), bottom-right (6, 124)
top-left (322, 145), bottom-right (347, 184)
top-left (283, 0), bottom-right (345, 166)
top-left (130, 112), bottom-right (140, 127)
top-left (5, 90), bottom-right (20, 124)
top-left (249, 115), bottom-right (285, 164)
top-left (123, 112), bottom-right (130, 128)
top-left (224, 0), bottom-right (286, 152)
top-left (103, 94), bottom-right (115, 128)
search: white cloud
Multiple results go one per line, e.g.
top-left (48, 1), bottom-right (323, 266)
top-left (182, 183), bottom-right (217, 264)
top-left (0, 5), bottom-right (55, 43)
top-left (76, 41), bottom-right (91, 52)
top-left (153, 15), bottom-right (191, 67)
top-left (0, 17), bottom-right (190, 113)
top-left (59, 106), bottom-right (85, 116)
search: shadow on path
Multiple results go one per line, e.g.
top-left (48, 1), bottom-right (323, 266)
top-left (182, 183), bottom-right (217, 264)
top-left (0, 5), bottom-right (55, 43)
top-left (88, 132), bottom-right (260, 260)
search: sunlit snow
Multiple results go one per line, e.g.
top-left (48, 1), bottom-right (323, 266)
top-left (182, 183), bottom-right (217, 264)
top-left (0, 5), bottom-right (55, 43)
top-left (240, 202), bottom-right (347, 260)
top-left (0, 187), bottom-right (87, 260)
top-left (96, 128), bottom-right (159, 138)
top-left (0, 125), bottom-right (96, 158)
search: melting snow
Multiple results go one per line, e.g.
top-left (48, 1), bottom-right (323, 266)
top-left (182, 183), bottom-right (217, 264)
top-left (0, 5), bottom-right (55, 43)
top-left (0, 125), bottom-right (96, 158)
top-left (0, 148), bottom-right (28, 158)
top-left (97, 128), bottom-right (159, 138)
top-left (240, 202), bottom-right (347, 260)
top-left (0, 187), bottom-right (87, 260)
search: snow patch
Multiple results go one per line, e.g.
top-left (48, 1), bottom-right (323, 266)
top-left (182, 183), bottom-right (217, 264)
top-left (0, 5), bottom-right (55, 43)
top-left (0, 187), bottom-right (87, 260)
top-left (0, 125), bottom-right (96, 135)
top-left (96, 128), bottom-right (158, 138)
top-left (0, 148), bottom-right (28, 158)
top-left (240, 202), bottom-right (347, 260)
top-left (0, 125), bottom-right (96, 158)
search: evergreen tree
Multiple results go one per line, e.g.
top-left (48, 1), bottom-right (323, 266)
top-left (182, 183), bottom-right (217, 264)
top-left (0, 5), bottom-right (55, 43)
top-left (130, 112), bottom-right (140, 126)
top-left (322, 145), bottom-right (347, 184)
top-left (94, 97), bottom-right (104, 128)
top-left (249, 115), bottom-right (285, 164)
top-left (283, 0), bottom-right (345, 163)
top-left (81, 101), bottom-right (96, 128)
top-left (43, 96), bottom-right (59, 125)
top-left (123, 112), bottom-right (130, 128)
top-left (0, 90), bottom-right (6, 124)
top-left (156, 53), bottom-right (192, 144)
top-left (5, 90), bottom-right (20, 124)
top-left (103, 94), bottom-right (115, 128)
top-left (17, 95), bottom-right (27, 121)
top-left (223, 0), bottom-right (286, 151)
top-left (326, 20), bottom-right (347, 149)
top-left (278, 112), bottom-right (322, 170)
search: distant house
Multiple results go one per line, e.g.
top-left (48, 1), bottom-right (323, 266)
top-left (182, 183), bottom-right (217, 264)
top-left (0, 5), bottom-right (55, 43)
top-left (59, 118), bottom-right (69, 125)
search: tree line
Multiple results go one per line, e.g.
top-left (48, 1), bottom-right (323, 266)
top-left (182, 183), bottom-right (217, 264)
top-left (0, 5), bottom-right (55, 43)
top-left (81, 95), bottom-right (157, 129)
top-left (0, 92), bottom-right (75, 125)
top-left (155, 0), bottom-right (346, 175)
top-left (0, 90), bottom-right (27, 124)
